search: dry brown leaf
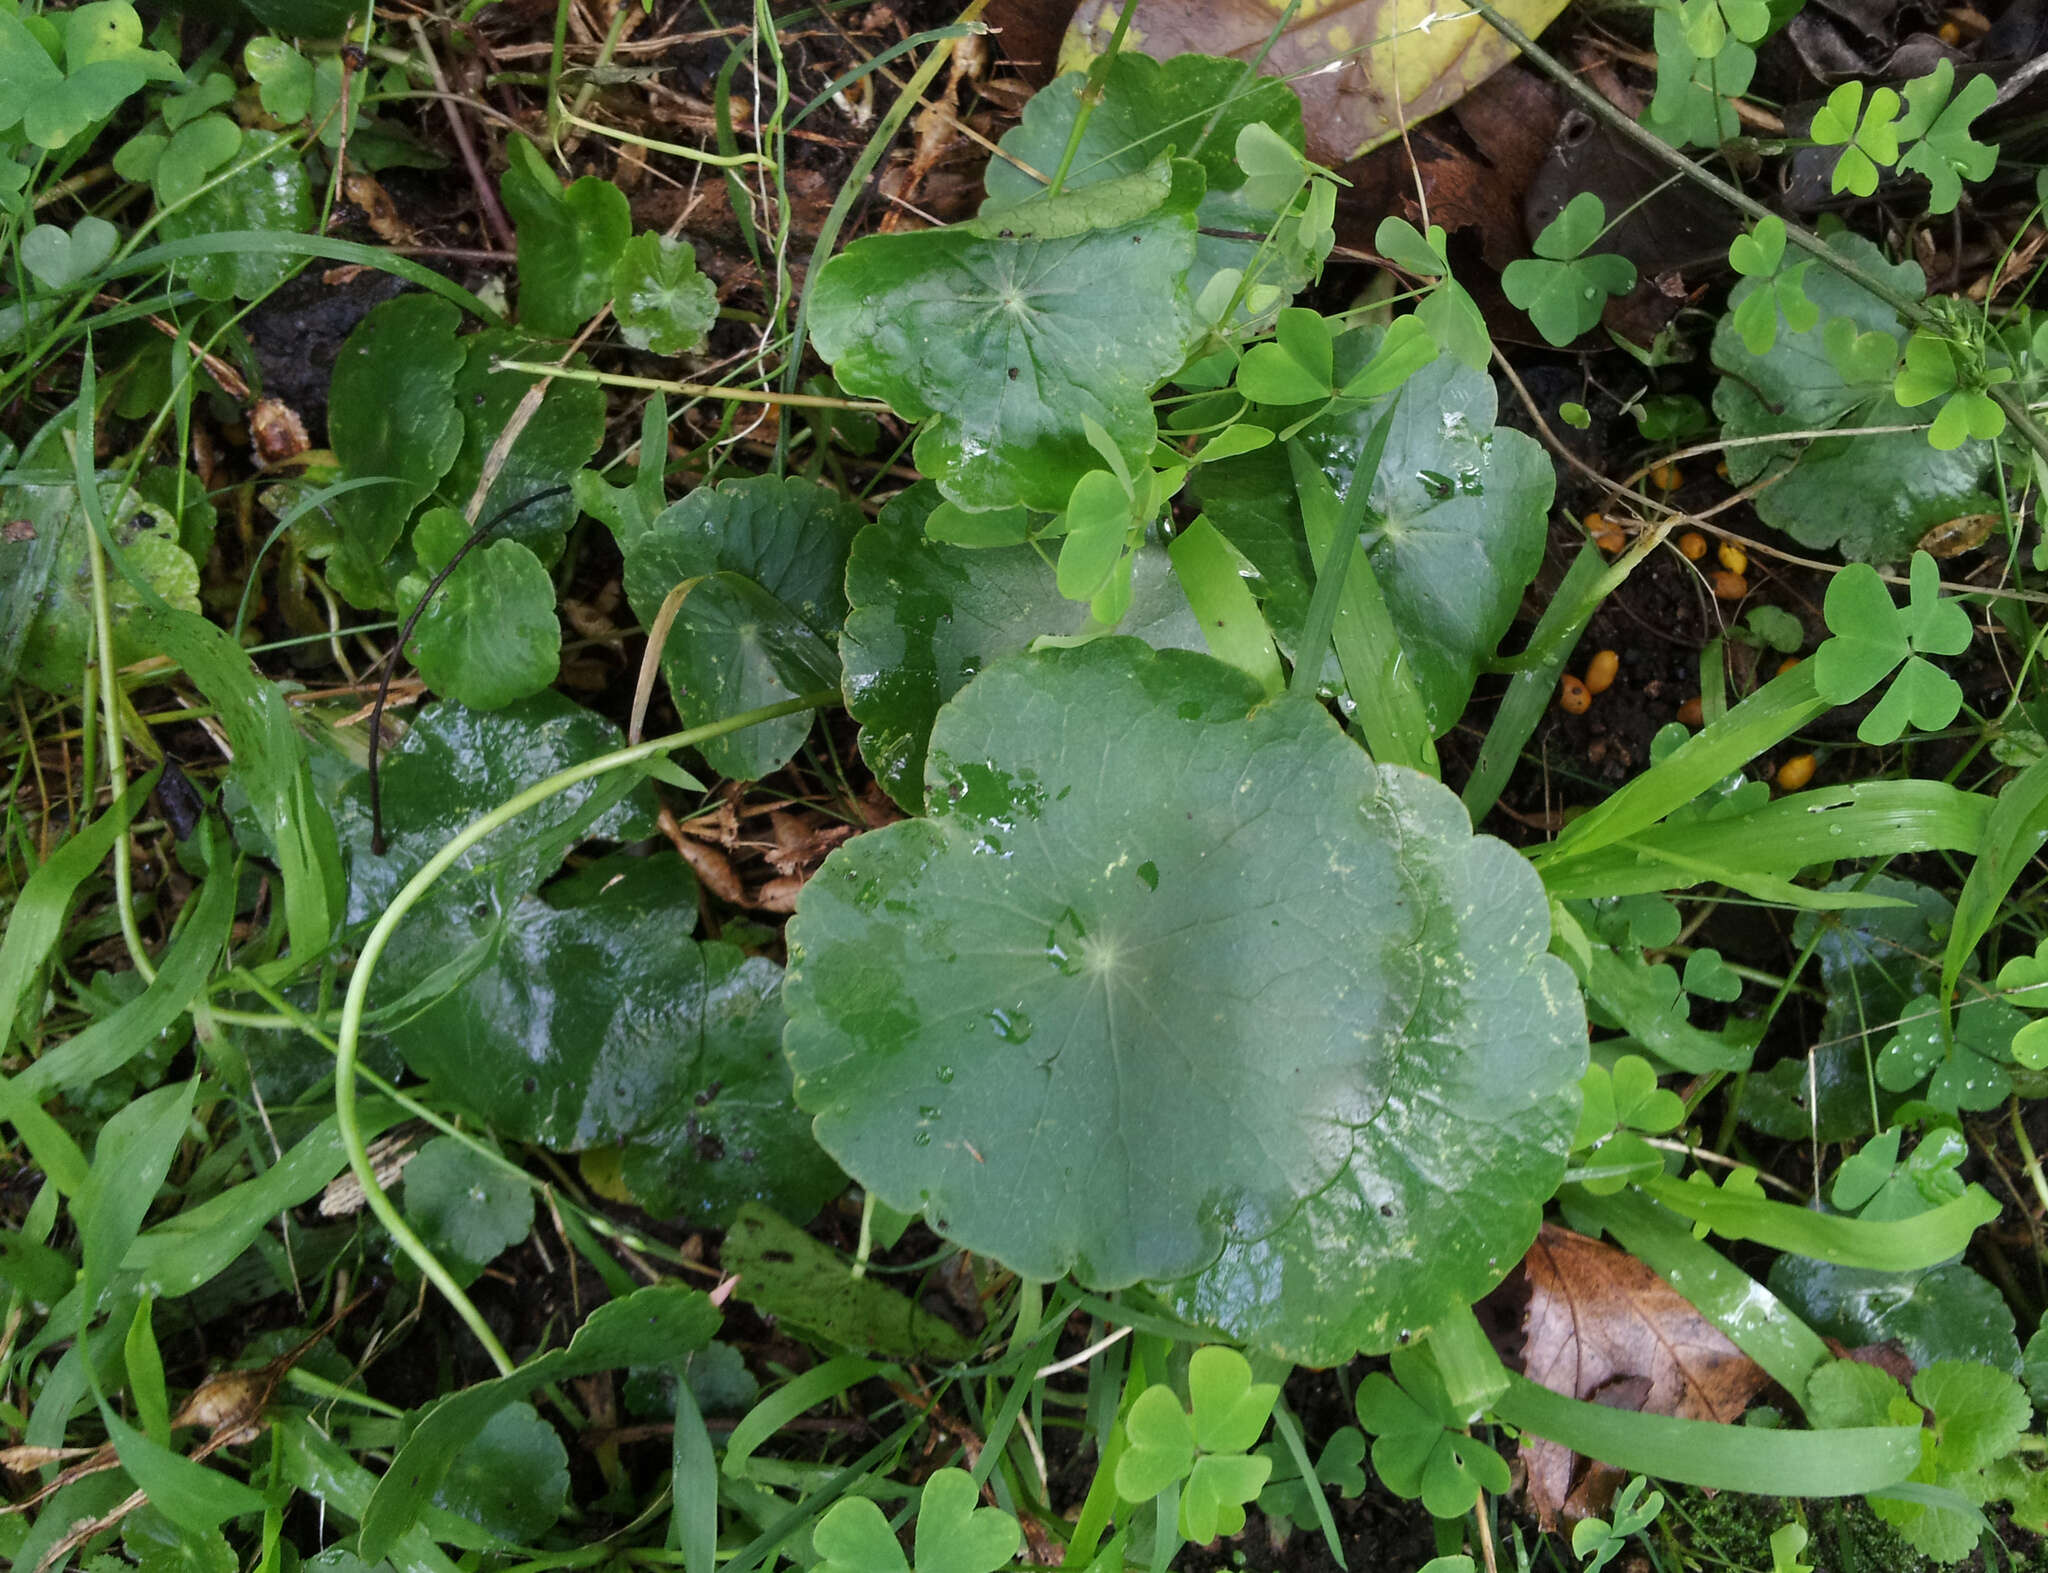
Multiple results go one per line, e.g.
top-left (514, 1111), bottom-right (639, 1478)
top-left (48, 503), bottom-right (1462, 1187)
top-left (1518, 1224), bottom-right (1770, 1527)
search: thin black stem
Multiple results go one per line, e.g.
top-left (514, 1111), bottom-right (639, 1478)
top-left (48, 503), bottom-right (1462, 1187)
top-left (367, 484), bottom-right (572, 855)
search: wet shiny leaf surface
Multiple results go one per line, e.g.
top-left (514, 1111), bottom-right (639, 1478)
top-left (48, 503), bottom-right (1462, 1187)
top-left (841, 484), bottom-right (1202, 812)
top-left (786, 639), bottom-right (1582, 1337)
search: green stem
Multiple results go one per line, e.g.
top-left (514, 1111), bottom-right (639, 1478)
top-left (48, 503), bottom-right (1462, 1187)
top-left (1473, 1), bottom-right (2048, 472)
top-left (79, 437), bottom-right (155, 985)
top-left (1046, 0), bottom-right (1142, 198)
top-left (333, 691), bottom-right (835, 1375)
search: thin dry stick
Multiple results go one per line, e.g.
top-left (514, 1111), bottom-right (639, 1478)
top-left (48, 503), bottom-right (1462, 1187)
top-left (410, 16), bottom-right (517, 251)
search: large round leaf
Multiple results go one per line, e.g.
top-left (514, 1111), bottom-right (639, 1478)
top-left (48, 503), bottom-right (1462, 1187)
top-left (1712, 233), bottom-right (1994, 562)
top-left (332, 693), bottom-right (657, 929)
top-left (808, 166), bottom-right (1201, 512)
top-left (784, 638), bottom-right (1583, 1313)
top-left (626, 475), bottom-right (864, 631)
top-left (1161, 772), bottom-right (1582, 1361)
top-left (1200, 336), bottom-right (1553, 731)
top-left (157, 128), bottom-right (311, 301)
top-left (841, 484), bottom-right (1203, 812)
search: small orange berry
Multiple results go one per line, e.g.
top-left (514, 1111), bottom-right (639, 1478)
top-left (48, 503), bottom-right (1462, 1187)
top-left (1677, 696), bottom-right (1704, 726)
top-left (1559, 675), bottom-right (1592, 715)
top-left (1777, 656), bottom-right (1801, 678)
top-left (1583, 510), bottom-right (1606, 535)
top-left (1651, 461), bottom-right (1682, 491)
top-left (1715, 459), bottom-right (1730, 480)
top-left (1584, 649), bottom-right (1620, 695)
top-left (1677, 531), bottom-right (1708, 561)
top-left (1717, 542), bottom-right (1748, 575)
top-left (1712, 570), bottom-right (1749, 599)
top-left (1937, 19), bottom-right (1962, 43)
top-left (1593, 526), bottom-right (1626, 553)
top-left (1776, 753), bottom-right (1817, 791)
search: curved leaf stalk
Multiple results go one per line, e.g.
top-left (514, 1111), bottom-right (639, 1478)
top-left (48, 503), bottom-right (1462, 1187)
top-left (333, 690), bottom-right (836, 1374)
top-left (1472, 2), bottom-right (2048, 473)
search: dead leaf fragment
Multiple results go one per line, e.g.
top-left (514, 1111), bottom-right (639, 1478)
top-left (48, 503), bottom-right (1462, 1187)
top-left (1916, 512), bottom-right (1997, 558)
top-left (1518, 1224), bottom-right (1770, 1527)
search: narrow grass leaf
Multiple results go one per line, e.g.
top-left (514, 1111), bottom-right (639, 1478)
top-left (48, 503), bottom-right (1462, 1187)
top-left (1169, 515), bottom-right (1284, 697)
top-left (0, 772), bottom-right (155, 1051)
top-left (670, 1379), bottom-right (718, 1573)
top-left (1464, 543), bottom-right (1604, 821)
top-left (724, 1354), bottom-right (891, 1482)
top-left (1942, 751), bottom-right (2048, 1035)
top-left (125, 1101), bottom-right (405, 1297)
top-left (12, 829), bottom-right (233, 1103)
top-left (125, 1295), bottom-right (171, 1445)
top-left (1643, 1175), bottom-right (1999, 1268)
top-left (1497, 1373), bottom-right (1917, 1494)
top-left (1540, 663), bottom-right (1831, 867)
top-left (77, 1077), bottom-right (196, 1311)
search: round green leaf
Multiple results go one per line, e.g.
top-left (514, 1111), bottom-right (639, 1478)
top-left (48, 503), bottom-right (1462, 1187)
top-left (437, 330), bottom-right (606, 566)
top-left (785, 639), bottom-right (1583, 1317)
top-left (1200, 335), bottom-right (1553, 733)
top-left (1713, 233), bottom-right (1995, 561)
top-left (380, 865), bottom-right (840, 1228)
top-left (156, 129), bottom-right (312, 302)
top-left (809, 172), bottom-right (1200, 512)
top-left (500, 136), bottom-right (630, 338)
top-left (11, 476), bottom-right (200, 694)
top-left (1769, 1258), bottom-right (2021, 1377)
top-left (623, 476), bottom-right (862, 782)
top-left (612, 232), bottom-right (717, 354)
top-left (980, 50), bottom-right (1312, 314)
top-left (402, 1134), bottom-right (534, 1273)
top-left (326, 293), bottom-right (467, 605)
top-left (152, 112), bottom-right (242, 207)
top-left (332, 693), bottom-right (658, 929)
top-left (18, 214), bottom-right (117, 289)
top-left (841, 484), bottom-right (1201, 812)
top-left (405, 509), bottom-right (560, 710)
top-left (430, 1402), bottom-right (567, 1546)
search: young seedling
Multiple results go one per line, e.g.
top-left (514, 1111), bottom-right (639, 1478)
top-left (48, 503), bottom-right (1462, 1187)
top-left (1811, 81), bottom-right (1904, 198)
top-left (1571, 1475), bottom-right (1665, 1573)
top-left (1726, 216), bottom-right (1818, 356)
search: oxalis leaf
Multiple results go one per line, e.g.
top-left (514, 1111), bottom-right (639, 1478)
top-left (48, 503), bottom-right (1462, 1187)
top-left (809, 156), bottom-right (1202, 511)
top-left (813, 1467), bottom-right (1019, 1573)
top-left (785, 640), bottom-right (1583, 1357)
top-left (1713, 232), bottom-right (1997, 561)
top-left (1115, 1349), bottom-right (1279, 1543)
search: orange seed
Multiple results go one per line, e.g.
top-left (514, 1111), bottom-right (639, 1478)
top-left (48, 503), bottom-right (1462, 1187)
top-left (1584, 649), bottom-right (1620, 695)
top-left (1651, 461), bottom-right (1682, 491)
top-left (1717, 542), bottom-right (1748, 575)
top-left (1777, 656), bottom-right (1801, 677)
top-left (1712, 570), bottom-right (1749, 599)
top-left (1677, 696), bottom-right (1704, 726)
top-left (1776, 753), bottom-right (1817, 791)
top-left (1559, 675), bottom-right (1592, 714)
top-left (1937, 20), bottom-right (1962, 43)
top-left (1677, 531), bottom-right (1708, 561)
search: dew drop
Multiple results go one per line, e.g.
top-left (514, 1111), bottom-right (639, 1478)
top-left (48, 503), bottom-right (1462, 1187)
top-left (913, 1130), bottom-right (932, 1146)
top-left (989, 1006), bottom-right (1034, 1043)
top-left (919, 1104), bottom-right (942, 1120)
top-left (936, 1065), bottom-right (955, 1083)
